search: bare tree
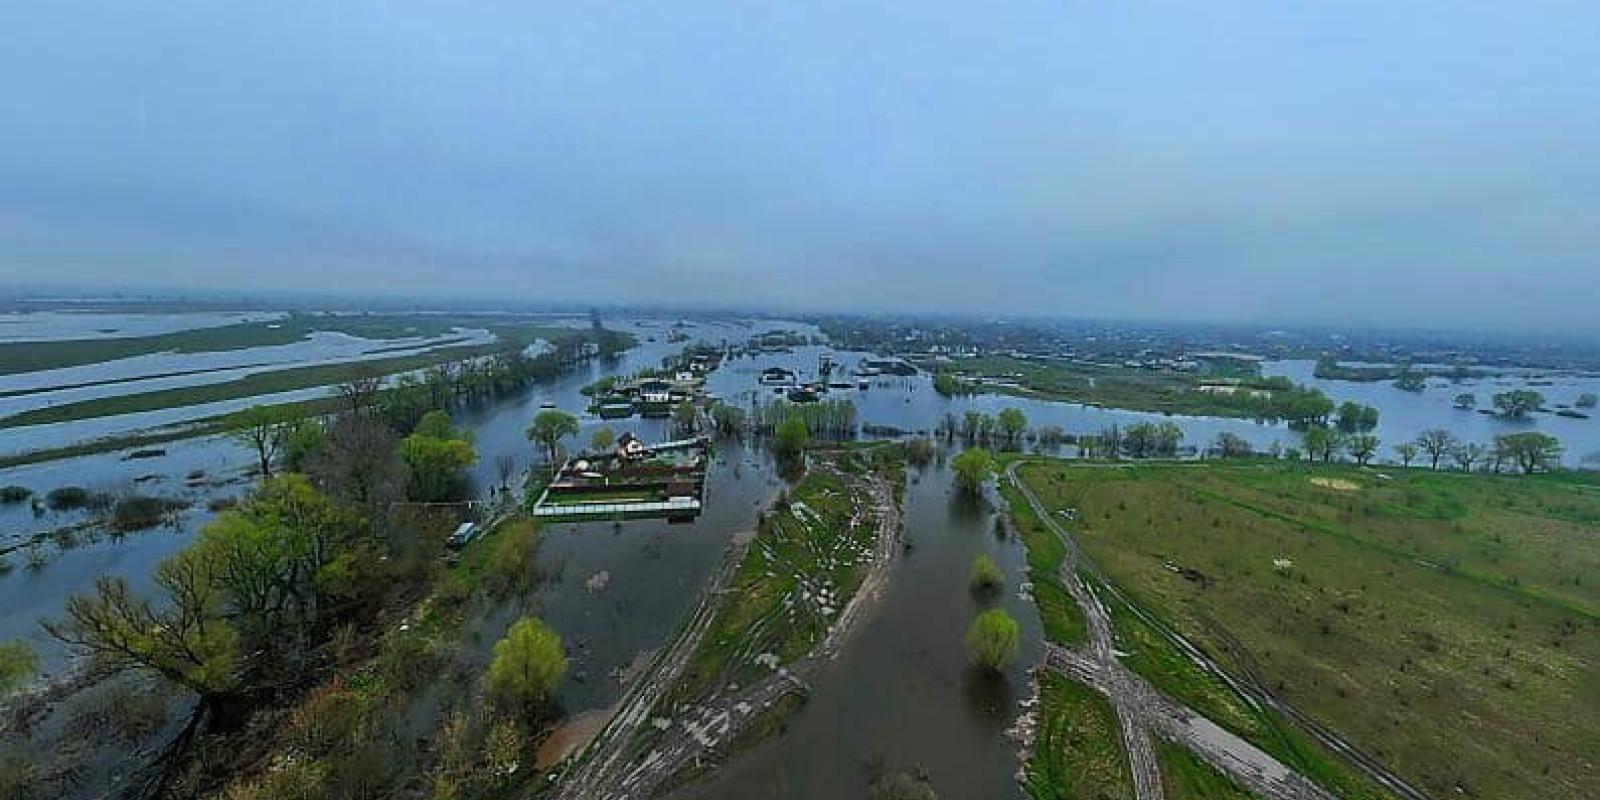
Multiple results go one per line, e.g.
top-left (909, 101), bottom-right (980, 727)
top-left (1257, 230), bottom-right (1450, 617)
top-left (1415, 429), bottom-right (1457, 470)
top-left (1452, 442), bottom-right (1486, 472)
top-left (496, 453), bottom-right (518, 489)
top-left (336, 374), bottom-right (384, 416)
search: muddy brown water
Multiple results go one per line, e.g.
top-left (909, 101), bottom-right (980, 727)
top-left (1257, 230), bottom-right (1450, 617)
top-left (665, 458), bottom-right (1040, 800)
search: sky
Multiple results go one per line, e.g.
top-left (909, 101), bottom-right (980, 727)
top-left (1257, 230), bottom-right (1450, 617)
top-left (2, 1), bottom-right (1597, 332)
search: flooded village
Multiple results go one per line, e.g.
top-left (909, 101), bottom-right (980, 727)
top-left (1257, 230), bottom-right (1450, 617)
top-left (1, 307), bottom-right (1597, 800)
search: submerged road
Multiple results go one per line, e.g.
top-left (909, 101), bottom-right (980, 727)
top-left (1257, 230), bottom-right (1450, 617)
top-left (1006, 459), bottom-right (1430, 800)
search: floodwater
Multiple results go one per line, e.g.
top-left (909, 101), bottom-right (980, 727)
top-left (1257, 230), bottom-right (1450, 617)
top-left (1264, 360), bottom-right (1600, 465)
top-left (672, 456), bottom-right (1040, 799)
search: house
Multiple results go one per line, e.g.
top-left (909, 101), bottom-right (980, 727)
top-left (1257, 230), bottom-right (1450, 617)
top-left (760, 367), bottom-right (797, 385)
top-left (616, 432), bottom-right (649, 460)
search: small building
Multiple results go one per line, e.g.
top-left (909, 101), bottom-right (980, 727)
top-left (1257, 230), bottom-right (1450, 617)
top-left (616, 432), bottom-right (648, 460)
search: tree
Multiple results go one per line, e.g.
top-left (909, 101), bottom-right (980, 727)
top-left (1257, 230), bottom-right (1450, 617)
top-left (997, 408), bottom-right (1028, 449)
top-left (1346, 434), bottom-right (1379, 466)
top-left (282, 419), bottom-right (327, 473)
top-left (399, 433), bottom-right (477, 502)
top-left (710, 403), bottom-right (746, 437)
top-left (44, 550), bottom-right (239, 700)
top-left (335, 374), bottom-right (384, 417)
top-left (1301, 426), bottom-right (1341, 463)
top-left (0, 640), bottom-right (37, 696)
top-left (487, 617), bottom-right (567, 718)
top-left (194, 474), bottom-right (358, 632)
top-left (1493, 390), bottom-right (1545, 419)
top-left (590, 426), bottom-right (616, 454)
top-left (1578, 392), bottom-right (1599, 410)
top-left (775, 416), bottom-right (809, 458)
top-left (1393, 442), bottom-right (1418, 467)
top-left (1452, 442), bottom-right (1486, 472)
top-left (305, 414), bottom-right (405, 518)
top-left (950, 448), bottom-right (995, 494)
top-left (962, 410), bottom-right (983, 441)
top-left (969, 554), bottom-right (1005, 593)
top-left (228, 405), bottom-right (296, 478)
top-left (495, 453), bottom-right (518, 489)
top-left (1495, 432), bottom-right (1562, 474)
top-left (1335, 402), bottom-right (1380, 433)
top-left (1453, 393), bottom-right (1477, 410)
top-left (412, 409), bottom-right (462, 441)
top-left (965, 608), bottom-right (1020, 672)
top-left (526, 410), bottom-right (579, 466)
top-left (673, 400), bottom-right (698, 436)
top-left (1415, 429), bottom-right (1457, 470)
top-left (1212, 432), bottom-right (1253, 459)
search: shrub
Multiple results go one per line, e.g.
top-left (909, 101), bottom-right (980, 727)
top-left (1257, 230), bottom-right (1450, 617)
top-left (969, 554), bottom-right (1005, 593)
top-left (0, 486), bottom-right (32, 504)
top-left (110, 496), bottom-right (187, 531)
top-left (46, 486), bottom-right (92, 510)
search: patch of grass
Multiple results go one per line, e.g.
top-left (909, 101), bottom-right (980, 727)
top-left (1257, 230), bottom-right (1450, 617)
top-left (1023, 671), bottom-right (1135, 800)
top-left (999, 477), bottom-right (1087, 645)
top-left (1156, 741), bottom-right (1258, 800)
top-left (1019, 460), bottom-right (1600, 800)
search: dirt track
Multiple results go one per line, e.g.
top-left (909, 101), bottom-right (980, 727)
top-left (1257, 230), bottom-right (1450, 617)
top-left (1006, 459), bottom-right (1428, 800)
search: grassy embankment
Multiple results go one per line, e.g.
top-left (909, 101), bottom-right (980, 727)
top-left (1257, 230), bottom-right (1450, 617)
top-left (996, 472), bottom-right (1088, 646)
top-left (1023, 670), bottom-right (1136, 800)
top-left (1156, 741), bottom-right (1259, 800)
top-left (631, 446), bottom-right (904, 772)
top-left (1014, 460), bottom-right (1600, 800)
top-left (0, 321), bottom-right (577, 429)
top-left (926, 355), bottom-right (1288, 418)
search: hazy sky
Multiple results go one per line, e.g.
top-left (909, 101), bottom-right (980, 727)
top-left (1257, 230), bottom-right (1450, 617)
top-left (3, 2), bottom-right (1597, 331)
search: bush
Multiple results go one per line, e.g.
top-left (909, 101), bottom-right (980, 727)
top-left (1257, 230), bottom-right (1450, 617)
top-left (0, 486), bottom-right (32, 504)
top-left (487, 521), bottom-right (539, 596)
top-left (110, 495), bottom-right (187, 531)
top-left (969, 554), bottom-right (1005, 593)
top-left (45, 486), bottom-right (92, 510)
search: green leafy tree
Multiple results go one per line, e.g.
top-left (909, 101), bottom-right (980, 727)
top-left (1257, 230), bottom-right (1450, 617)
top-left (412, 409), bottom-right (463, 441)
top-left (1452, 442), bottom-right (1487, 472)
top-left (399, 432), bottom-right (477, 502)
top-left (997, 408), bottom-right (1028, 448)
top-left (526, 410), bottom-right (580, 465)
top-left (950, 448), bottom-right (995, 494)
top-left (1493, 389), bottom-right (1545, 419)
top-left (1347, 433), bottom-right (1380, 466)
top-left (1212, 432), bottom-right (1252, 458)
top-left (966, 608), bottom-right (1020, 672)
top-left (775, 416), bottom-right (809, 458)
top-left (590, 426), bottom-right (616, 453)
top-left (969, 554), bottom-right (1005, 593)
top-left (0, 640), bottom-right (37, 696)
top-left (281, 418), bottom-right (327, 473)
top-left (1494, 432), bottom-right (1562, 474)
top-left (673, 400), bottom-right (699, 436)
top-left (44, 549), bottom-right (239, 700)
top-left (487, 617), bottom-right (567, 719)
top-left (1335, 402), bottom-right (1380, 433)
top-left (1301, 426), bottom-right (1341, 463)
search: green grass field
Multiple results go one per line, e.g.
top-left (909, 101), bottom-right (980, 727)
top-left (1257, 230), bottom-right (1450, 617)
top-left (1023, 671), bottom-right (1135, 800)
top-left (0, 312), bottom-right (507, 375)
top-left (1156, 741), bottom-right (1259, 800)
top-left (1014, 460), bottom-right (1600, 800)
top-left (998, 478), bottom-right (1088, 645)
top-left (928, 355), bottom-right (1278, 418)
